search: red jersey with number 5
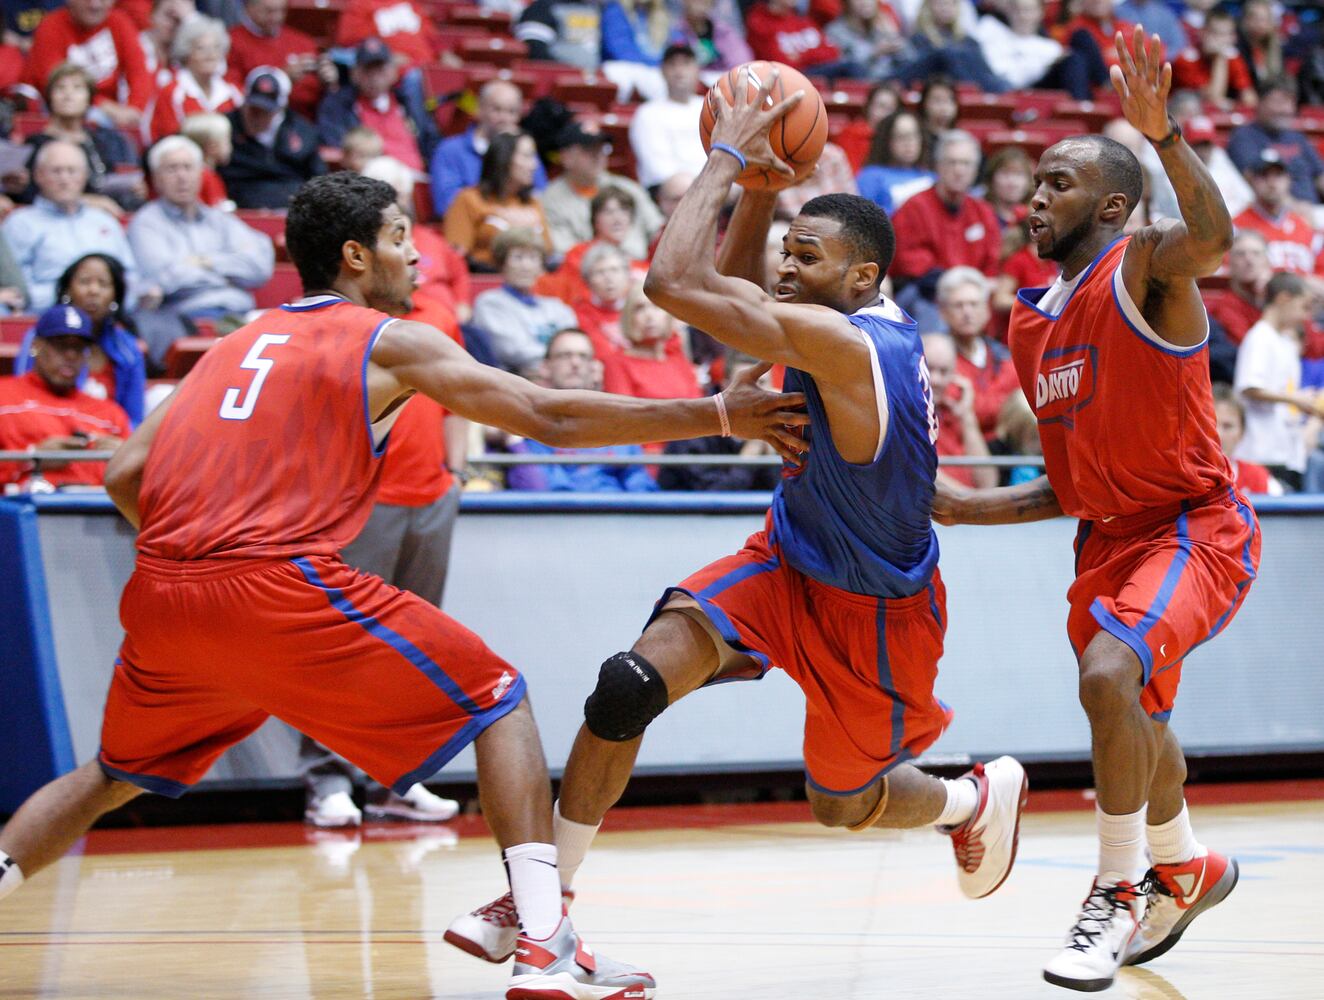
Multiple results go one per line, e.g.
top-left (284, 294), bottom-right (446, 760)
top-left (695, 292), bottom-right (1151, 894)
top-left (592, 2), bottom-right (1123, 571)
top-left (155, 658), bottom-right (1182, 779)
top-left (137, 297), bottom-right (397, 560)
top-left (1008, 237), bottom-right (1233, 522)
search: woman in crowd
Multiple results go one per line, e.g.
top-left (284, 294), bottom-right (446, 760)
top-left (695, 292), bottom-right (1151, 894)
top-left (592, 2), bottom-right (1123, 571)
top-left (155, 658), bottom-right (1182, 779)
top-left (973, 0), bottom-right (1097, 100)
top-left (443, 132), bottom-right (551, 272)
top-left (535, 186), bottom-right (648, 305)
top-left (1236, 0), bottom-right (1283, 93)
top-left (147, 15), bottom-right (243, 143)
top-left (856, 108), bottom-right (935, 214)
top-left (836, 80), bottom-right (901, 173)
top-left (905, 0), bottom-right (1006, 92)
top-left (140, 0), bottom-right (196, 88)
top-left (573, 243), bottom-right (633, 359)
top-left (473, 227), bottom-right (579, 377)
top-left (826, 0), bottom-right (912, 82)
top-left (980, 146), bottom-right (1035, 230)
top-left (16, 253), bottom-right (145, 426)
top-left (601, 282), bottom-right (700, 400)
top-left (915, 73), bottom-right (959, 163)
top-left (21, 64), bottom-right (143, 214)
top-left (667, 0), bottom-right (752, 73)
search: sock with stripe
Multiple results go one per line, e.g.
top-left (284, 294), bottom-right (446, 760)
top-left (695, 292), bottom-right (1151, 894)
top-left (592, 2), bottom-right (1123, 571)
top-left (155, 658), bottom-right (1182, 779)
top-left (0, 851), bottom-right (23, 902)
top-left (1147, 802), bottom-right (1205, 866)
top-left (503, 843), bottom-right (562, 941)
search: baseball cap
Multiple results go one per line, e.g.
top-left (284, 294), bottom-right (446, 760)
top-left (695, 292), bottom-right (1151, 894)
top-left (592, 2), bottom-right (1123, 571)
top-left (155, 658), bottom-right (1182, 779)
top-left (355, 37), bottom-right (393, 67)
top-left (1252, 147), bottom-right (1288, 173)
top-left (556, 121), bottom-right (609, 150)
top-left (1184, 115), bottom-right (1216, 145)
top-left (34, 304), bottom-right (95, 341)
top-left (661, 42), bottom-right (696, 64)
top-left (245, 67), bottom-right (289, 111)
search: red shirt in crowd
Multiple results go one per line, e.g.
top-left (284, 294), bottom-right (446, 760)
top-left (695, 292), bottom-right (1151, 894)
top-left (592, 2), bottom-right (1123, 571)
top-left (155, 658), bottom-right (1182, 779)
top-left (1170, 46), bottom-right (1254, 99)
top-left (24, 7), bottom-right (153, 111)
top-left (1233, 458), bottom-right (1273, 496)
top-left (744, 3), bottom-right (841, 72)
top-left (1054, 15), bottom-right (1136, 68)
top-left (954, 340), bottom-right (1022, 441)
top-left (412, 226), bottom-right (472, 318)
top-left (355, 94), bottom-right (424, 172)
top-left (228, 19), bottom-right (323, 118)
top-left (891, 187), bottom-right (1003, 284)
top-left (836, 120), bottom-right (874, 174)
top-left (374, 295), bottom-right (463, 506)
top-left (147, 71), bottom-right (244, 144)
top-left (575, 297), bottom-right (627, 360)
top-left (1202, 287), bottom-right (1261, 345)
top-left (0, 370), bottom-right (131, 488)
top-left (534, 241), bottom-right (649, 308)
top-left (934, 403), bottom-right (974, 488)
top-left (602, 349), bottom-right (701, 400)
top-left (334, 0), bottom-right (442, 68)
top-left (1232, 205), bottom-right (1324, 277)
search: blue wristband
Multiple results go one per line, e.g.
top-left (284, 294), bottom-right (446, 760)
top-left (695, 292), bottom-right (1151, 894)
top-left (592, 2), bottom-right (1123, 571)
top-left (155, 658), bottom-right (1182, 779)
top-left (710, 143), bottom-right (747, 170)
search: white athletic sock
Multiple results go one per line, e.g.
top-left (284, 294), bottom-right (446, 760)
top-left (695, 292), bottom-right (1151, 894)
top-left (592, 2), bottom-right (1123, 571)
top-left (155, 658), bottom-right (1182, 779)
top-left (934, 776), bottom-right (980, 828)
top-left (503, 842), bottom-right (562, 941)
top-left (1097, 805), bottom-right (1148, 884)
top-left (1147, 802), bottom-right (1205, 866)
top-left (553, 799), bottom-right (600, 892)
top-left (0, 851), bottom-right (23, 902)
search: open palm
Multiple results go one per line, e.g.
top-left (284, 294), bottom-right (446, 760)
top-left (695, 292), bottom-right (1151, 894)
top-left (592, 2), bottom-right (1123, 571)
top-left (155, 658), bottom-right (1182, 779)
top-left (1110, 25), bottom-right (1172, 142)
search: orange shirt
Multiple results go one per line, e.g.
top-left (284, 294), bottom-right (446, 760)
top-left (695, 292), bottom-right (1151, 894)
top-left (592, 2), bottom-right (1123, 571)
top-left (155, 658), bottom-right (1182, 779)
top-left (442, 188), bottom-right (551, 270)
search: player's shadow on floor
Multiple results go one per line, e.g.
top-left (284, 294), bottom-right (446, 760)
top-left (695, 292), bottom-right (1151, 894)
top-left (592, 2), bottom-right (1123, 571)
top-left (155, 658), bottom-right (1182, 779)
top-left (1118, 966), bottom-right (1190, 1000)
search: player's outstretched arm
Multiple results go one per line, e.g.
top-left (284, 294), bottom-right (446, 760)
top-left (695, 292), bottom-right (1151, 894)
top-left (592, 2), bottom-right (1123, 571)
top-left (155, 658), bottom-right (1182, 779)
top-left (645, 69), bottom-right (867, 386)
top-left (716, 188), bottom-right (779, 290)
top-left (104, 388), bottom-right (178, 529)
top-left (1111, 26), bottom-right (1233, 284)
top-left (368, 320), bottom-right (808, 456)
top-left (932, 474), bottom-right (1063, 526)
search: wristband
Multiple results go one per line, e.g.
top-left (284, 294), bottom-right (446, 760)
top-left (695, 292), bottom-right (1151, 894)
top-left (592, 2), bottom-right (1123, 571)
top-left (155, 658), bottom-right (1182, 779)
top-left (710, 143), bottom-right (747, 170)
top-left (714, 393), bottom-right (732, 437)
top-left (1150, 117), bottom-right (1182, 150)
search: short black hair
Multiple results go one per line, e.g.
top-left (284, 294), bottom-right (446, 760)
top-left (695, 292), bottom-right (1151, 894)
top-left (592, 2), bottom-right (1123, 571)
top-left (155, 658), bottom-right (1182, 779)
top-left (798, 194), bottom-right (895, 282)
top-left (1063, 135), bottom-right (1143, 215)
top-left (286, 173), bottom-right (399, 293)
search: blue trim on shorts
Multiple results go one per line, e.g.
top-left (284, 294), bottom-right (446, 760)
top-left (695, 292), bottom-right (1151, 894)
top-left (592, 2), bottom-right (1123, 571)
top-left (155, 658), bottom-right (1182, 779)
top-left (291, 557), bottom-right (482, 715)
top-left (694, 552), bottom-right (781, 601)
top-left (804, 747), bottom-right (915, 798)
top-left (926, 582), bottom-right (943, 631)
top-left (98, 758), bottom-right (190, 798)
top-left (1175, 489), bottom-right (1260, 664)
top-left (650, 585), bottom-right (772, 680)
top-left (874, 600), bottom-right (906, 762)
top-left (390, 675), bottom-right (528, 795)
top-left (1089, 599), bottom-right (1156, 682)
top-left (1073, 520), bottom-right (1093, 577)
top-left (1150, 708), bottom-right (1173, 723)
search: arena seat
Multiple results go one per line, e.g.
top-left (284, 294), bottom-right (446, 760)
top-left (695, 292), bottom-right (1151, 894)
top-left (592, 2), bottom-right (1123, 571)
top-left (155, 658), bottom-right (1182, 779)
top-left (236, 210), bottom-right (288, 260)
top-left (253, 265), bottom-right (304, 309)
top-left (446, 5), bottom-right (513, 32)
top-left (957, 94), bottom-right (1020, 126)
top-left (163, 337), bottom-right (219, 379)
top-left (552, 78), bottom-right (620, 111)
top-left (0, 315), bottom-right (35, 344)
top-left (0, 342), bottom-right (19, 375)
top-left (458, 37), bottom-right (528, 68)
top-left (1051, 99), bottom-right (1119, 134)
top-left (284, 0), bottom-right (342, 44)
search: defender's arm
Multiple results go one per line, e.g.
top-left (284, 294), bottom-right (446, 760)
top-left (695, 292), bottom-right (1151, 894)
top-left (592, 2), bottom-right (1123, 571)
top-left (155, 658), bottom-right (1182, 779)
top-left (932, 474), bottom-right (1063, 526)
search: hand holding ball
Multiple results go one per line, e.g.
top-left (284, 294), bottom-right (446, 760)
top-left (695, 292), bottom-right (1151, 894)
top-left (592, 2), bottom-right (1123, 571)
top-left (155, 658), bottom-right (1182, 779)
top-left (698, 62), bottom-right (827, 191)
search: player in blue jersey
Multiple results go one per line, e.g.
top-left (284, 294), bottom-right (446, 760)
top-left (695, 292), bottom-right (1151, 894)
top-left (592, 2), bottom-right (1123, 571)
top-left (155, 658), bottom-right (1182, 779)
top-left (445, 70), bottom-right (1030, 966)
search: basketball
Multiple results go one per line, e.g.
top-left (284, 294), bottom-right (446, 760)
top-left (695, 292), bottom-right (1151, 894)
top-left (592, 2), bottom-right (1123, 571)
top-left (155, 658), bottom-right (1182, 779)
top-left (698, 61), bottom-right (828, 190)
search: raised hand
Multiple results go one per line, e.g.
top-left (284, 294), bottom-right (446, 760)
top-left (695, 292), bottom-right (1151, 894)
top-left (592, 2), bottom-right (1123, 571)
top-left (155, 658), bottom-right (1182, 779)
top-left (1111, 26), bottom-right (1173, 142)
top-left (720, 361), bottom-right (810, 463)
top-left (709, 66), bottom-right (803, 185)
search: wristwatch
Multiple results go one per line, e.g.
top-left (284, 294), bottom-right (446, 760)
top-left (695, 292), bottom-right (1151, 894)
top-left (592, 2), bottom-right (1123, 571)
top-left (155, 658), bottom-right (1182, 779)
top-left (1151, 117), bottom-right (1182, 150)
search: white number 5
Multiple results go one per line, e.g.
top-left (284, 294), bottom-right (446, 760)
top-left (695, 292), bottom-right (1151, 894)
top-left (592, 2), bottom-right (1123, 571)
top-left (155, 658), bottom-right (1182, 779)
top-left (219, 334), bottom-right (290, 421)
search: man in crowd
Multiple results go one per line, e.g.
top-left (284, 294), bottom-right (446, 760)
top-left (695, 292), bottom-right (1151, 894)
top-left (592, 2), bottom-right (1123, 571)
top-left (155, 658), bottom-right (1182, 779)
top-left (220, 67), bottom-right (326, 210)
top-left (429, 79), bottom-right (546, 218)
top-left (1, 140), bottom-right (139, 311)
top-left (228, 0), bottom-right (329, 118)
top-left (505, 328), bottom-right (657, 492)
top-left (1204, 230), bottom-right (1271, 346)
top-left (1232, 150), bottom-right (1324, 282)
top-left (922, 331), bottom-right (996, 489)
top-left (128, 136), bottom-right (276, 365)
top-left (1227, 78), bottom-right (1324, 207)
top-left (0, 304), bottom-right (130, 489)
top-left (317, 37), bottom-right (438, 173)
top-left (515, 0), bottom-right (601, 70)
top-left (937, 267), bottom-right (1021, 441)
top-left (628, 43), bottom-right (708, 194)
top-left (1233, 271), bottom-right (1322, 491)
top-left (544, 122), bottom-right (661, 260)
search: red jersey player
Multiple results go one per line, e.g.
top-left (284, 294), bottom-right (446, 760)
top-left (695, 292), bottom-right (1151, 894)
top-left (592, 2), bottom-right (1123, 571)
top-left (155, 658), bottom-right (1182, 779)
top-left (936, 28), bottom-right (1258, 993)
top-left (0, 172), bottom-right (808, 1000)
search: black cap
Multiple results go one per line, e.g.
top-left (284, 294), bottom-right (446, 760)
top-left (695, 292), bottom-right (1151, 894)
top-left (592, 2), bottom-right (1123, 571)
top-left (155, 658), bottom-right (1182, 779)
top-left (661, 42), bottom-right (696, 64)
top-left (245, 67), bottom-right (288, 111)
top-left (355, 37), bottom-right (392, 67)
top-left (556, 121), bottom-right (609, 150)
top-left (1252, 148), bottom-right (1289, 173)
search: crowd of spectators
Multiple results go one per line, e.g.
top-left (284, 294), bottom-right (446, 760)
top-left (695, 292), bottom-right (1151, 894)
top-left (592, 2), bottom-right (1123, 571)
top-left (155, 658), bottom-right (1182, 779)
top-left (2, 0), bottom-right (1324, 498)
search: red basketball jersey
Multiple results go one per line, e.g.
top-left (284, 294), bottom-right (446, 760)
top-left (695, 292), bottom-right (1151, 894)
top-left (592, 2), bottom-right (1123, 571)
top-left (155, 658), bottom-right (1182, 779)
top-left (137, 296), bottom-right (397, 560)
top-left (1009, 237), bottom-right (1233, 521)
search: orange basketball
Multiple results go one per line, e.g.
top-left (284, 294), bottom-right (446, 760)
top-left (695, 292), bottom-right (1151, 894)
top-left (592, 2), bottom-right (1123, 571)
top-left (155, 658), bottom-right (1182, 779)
top-left (698, 61), bottom-right (828, 191)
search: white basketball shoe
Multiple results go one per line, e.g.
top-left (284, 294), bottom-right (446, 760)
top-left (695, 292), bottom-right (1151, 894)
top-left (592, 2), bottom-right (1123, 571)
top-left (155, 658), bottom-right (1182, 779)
top-left (446, 889), bottom-right (576, 963)
top-left (1125, 851), bottom-right (1239, 967)
top-left (940, 755), bottom-right (1029, 898)
top-left (506, 915), bottom-right (656, 1000)
top-left (304, 790), bottom-right (362, 828)
top-left (365, 783), bottom-right (460, 822)
top-left (1043, 877), bottom-right (1144, 992)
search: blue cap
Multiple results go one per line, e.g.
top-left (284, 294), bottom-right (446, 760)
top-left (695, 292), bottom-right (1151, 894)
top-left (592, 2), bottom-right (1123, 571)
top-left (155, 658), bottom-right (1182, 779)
top-left (355, 37), bottom-right (393, 67)
top-left (34, 304), bottom-right (95, 341)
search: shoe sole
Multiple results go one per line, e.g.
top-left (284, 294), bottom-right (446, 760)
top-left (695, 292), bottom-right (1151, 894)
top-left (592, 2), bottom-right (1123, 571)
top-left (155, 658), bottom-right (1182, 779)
top-left (1042, 969), bottom-right (1116, 993)
top-left (444, 928), bottom-right (514, 964)
top-left (506, 973), bottom-right (655, 1000)
top-left (364, 805), bottom-right (460, 823)
top-left (966, 763), bottom-right (1030, 900)
top-left (1124, 858), bottom-right (1240, 968)
top-left (303, 813), bottom-right (361, 828)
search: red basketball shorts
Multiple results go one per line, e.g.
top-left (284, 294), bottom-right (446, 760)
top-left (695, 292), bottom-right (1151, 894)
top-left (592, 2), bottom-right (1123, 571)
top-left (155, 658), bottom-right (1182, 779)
top-left (99, 554), bottom-right (525, 796)
top-left (657, 528), bottom-right (952, 796)
top-left (1067, 488), bottom-right (1260, 721)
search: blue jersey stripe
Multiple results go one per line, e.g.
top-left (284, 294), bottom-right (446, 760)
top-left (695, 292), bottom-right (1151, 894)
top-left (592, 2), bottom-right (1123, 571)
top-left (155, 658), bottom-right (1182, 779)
top-left (291, 557), bottom-right (482, 715)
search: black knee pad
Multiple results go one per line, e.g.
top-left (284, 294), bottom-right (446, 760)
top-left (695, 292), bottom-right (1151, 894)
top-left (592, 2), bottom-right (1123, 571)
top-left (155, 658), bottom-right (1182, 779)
top-left (583, 651), bottom-right (670, 742)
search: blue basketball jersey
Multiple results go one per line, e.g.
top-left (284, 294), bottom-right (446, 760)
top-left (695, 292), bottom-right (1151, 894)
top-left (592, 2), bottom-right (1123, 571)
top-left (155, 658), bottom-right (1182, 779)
top-left (769, 298), bottom-right (940, 598)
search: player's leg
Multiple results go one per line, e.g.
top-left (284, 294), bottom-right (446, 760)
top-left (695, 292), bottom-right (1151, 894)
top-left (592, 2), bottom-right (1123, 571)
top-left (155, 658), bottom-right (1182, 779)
top-left (0, 761), bottom-right (143, 900)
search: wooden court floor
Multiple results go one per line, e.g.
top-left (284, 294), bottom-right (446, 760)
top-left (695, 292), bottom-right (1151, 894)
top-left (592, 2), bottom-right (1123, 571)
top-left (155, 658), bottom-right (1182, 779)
top-left (2, 793), bottom-right (1321, 999)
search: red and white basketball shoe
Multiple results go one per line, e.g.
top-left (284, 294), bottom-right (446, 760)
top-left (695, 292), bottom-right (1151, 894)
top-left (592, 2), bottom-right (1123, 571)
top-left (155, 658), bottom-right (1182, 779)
top-left (1043, 877), bottom-right (1143, 992)
top-left (506, 916), bottom-right (655, 1000)
top-left (1124, 851), bottom-right (1239, 967)
top-left (446, 890), bottom-right (575, 963)
top-left (941, 755), bottom-right (1029, 898)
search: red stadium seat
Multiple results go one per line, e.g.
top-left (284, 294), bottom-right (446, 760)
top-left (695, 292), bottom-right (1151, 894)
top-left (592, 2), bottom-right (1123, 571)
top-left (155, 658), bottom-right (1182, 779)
top-left (284, 0), bottom-right (342, 44)
top-left (0, 342), bottom-right (19, 375)
top-left (958, 94), bottom-right (1020, 126)
top-left (10, 114), bottom-right (48, 140)
top-left (458, 37), bottom-right (528, 68)
top-left (468, 274), bottom-right (503, 297)
top-left (414, 178), bottom-right (435, 223)
top-left (552, 78), bottom-right (620, 111)
top-left (0, 315), bottom-right (35, 344)
top-left (1051, 99), bottom-right (1118, 134)
top-left (446, 5), bottom-right (513, 32)
top-left (253, 265), bottom-right (304, 309)
top-left (163, 337), bottom-right (219, 379)
top-left (237, 210), bottom-right (289, 261)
